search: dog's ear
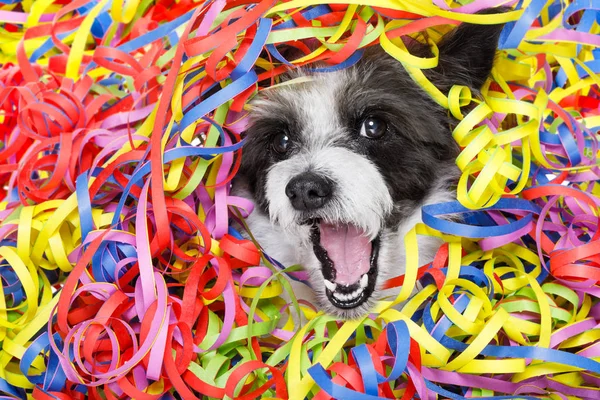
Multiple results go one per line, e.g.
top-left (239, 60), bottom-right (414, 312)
top-left (429, 8), bottom-right (509, 90)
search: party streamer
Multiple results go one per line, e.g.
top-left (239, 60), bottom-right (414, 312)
top-left (1, 0), bottom-right (600, 399)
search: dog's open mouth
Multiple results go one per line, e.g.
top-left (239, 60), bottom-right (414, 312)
top-left (309, 220), bottom-right (379, 309)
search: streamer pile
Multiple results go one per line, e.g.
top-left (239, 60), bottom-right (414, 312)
top-left (1, 0), bottom-right (600, 399)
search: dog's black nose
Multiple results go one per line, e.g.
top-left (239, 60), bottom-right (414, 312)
top-left (285, 173), bottom-right (332, 211)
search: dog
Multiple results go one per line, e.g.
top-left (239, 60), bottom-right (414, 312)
top-left (233, 16), bottom-right (506, 319)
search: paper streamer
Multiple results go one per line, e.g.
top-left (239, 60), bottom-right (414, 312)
top-left (1, 0), bottom-right (600, 399)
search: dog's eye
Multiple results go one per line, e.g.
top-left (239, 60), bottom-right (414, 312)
top-left (360, 117), bottom-right (387, 139)
top-left (272, 133), bottom-right (290, 154)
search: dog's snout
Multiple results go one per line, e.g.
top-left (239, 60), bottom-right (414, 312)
top-left (285, 172), bottom-right (332, 211)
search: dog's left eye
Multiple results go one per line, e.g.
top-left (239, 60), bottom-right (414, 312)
top-left (360, 117), bottom-right (387, 139)
top-left (272, 133), bottom-right (290, 154)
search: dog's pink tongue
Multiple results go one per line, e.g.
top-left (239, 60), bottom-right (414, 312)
top-left (320, 223), bottom-right (371, 285)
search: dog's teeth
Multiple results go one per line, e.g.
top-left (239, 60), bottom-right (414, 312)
top-left (360, 274), bottom-right (368, 288)
top-left (191, 137), bottom-right (201, 146)
top-left (324, 280), bottom-right (337, 292)
top-left (332, 286), bottom-right (366, 303)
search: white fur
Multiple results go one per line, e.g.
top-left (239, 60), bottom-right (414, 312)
top-left (265, 146), bottom-right (393, 241)
top-left (252, 70), bottom-right (350, 150)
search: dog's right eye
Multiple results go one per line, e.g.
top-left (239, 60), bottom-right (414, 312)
top-left (272, 133), bottom-right (290, 155)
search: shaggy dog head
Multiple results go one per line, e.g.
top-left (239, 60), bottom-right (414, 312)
top-left (236, 17), bottom-right (505, 319)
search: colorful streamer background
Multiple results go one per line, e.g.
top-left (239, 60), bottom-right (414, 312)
top-left (1, 0), bottom-right (600, 399)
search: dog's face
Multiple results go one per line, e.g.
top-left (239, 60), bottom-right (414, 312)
top-left (238, 20), bottom-right (504, 318)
